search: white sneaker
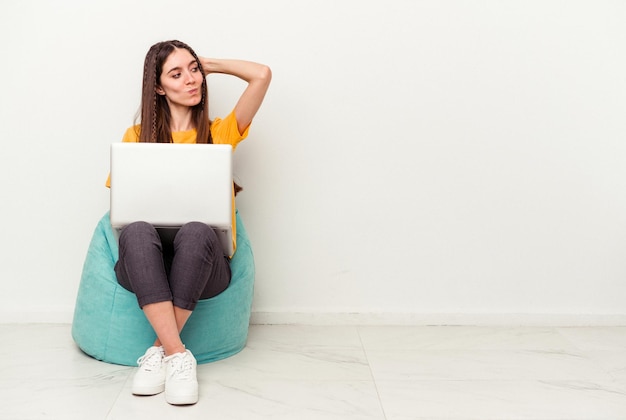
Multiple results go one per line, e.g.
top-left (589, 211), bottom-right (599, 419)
top-left (164, 349), bottom-right (198, 405)
top-left (132, 346), bottom-right (165, 395)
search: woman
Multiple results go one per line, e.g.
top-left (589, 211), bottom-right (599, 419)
top-left (108, 40), bottom-right (271, 405)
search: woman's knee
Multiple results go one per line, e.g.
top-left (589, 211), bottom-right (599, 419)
top-left (175, 222), bottom-right (220, 253)
top-left (118, 221), bottom-right (159, 247)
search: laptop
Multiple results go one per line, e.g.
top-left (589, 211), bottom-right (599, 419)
top-left (109, 142), bottom-right (233, 256)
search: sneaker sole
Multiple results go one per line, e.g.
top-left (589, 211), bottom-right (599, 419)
top-left (165, 392), bottom-right (199, 405)
top-left (132, 384), bottom-right (165, 396)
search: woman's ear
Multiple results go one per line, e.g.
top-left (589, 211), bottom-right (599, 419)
top-left (156, 86), bottom-right (165, 95)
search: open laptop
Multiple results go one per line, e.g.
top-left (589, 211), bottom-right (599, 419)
top-left (109, 142), bottom-right (233, 256)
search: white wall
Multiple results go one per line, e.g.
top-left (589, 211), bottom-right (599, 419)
top-left (1, 0), bottom-right (625, 325)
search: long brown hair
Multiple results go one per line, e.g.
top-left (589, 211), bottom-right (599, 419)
top-left (136, 40), bottom-right (242, 194)
top-left (136, 40), bottom-right (211, 144)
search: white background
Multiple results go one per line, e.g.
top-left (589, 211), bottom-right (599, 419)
top-left (1, 0), bottom-right (625, 324)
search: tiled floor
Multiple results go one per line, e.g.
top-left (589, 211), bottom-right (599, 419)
top-left (1, 324), bottom-right (626, 419)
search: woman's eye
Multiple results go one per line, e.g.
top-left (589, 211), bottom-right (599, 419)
top-left (191, 66), bottom-right (199, 72)
top-left (173, 73), bottom-right (181, 79)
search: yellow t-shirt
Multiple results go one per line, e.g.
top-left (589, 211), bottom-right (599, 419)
top-left (106, 111), bottom-right (249, 255)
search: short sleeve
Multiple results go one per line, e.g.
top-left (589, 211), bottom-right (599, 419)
top-left (210, 111), bottom-right (250, 150)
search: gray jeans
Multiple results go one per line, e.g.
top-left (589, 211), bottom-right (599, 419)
top-left (114, 221), bottom-right (231, 310)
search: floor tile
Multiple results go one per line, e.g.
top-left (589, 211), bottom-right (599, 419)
top-left (207, 345), bottom-right (373, 381)
top-left (108, 378), bottom-right (386, 420)
top-left (375, 379), bottom-right (626, 420)
top-left (557, 327), bottom-right (626, 351)
top-left (365, 349), bottom-right (614, 382)
top-left (585, 350), bottom-right (626, 383)
top-left (248, 325), bottom-right (364, 349)
top-left (358, 326), bottom-right (579, 351)
top-left (0, 324), bottom-right (132, 420)
top-left (3, 323), bottom-right (626, 420)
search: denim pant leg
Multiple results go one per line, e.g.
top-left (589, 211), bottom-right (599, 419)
top-left (114, 222), bottom-right (173, 308)
top-left (170, 222), bottom-right (231, 311)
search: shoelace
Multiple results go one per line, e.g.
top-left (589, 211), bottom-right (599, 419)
top-left (165, 353), bottom-right (193, 380)
top-left (137, 347), bottom-right (163, 372)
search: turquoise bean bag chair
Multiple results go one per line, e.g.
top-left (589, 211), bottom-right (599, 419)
top-left (72, 210), bottom-right (255, 366)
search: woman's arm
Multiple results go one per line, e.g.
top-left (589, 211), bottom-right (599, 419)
top-left (200, 58), bottom-right (272, 134)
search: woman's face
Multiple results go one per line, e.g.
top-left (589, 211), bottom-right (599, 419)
top-left (156, 48), bottom-right (203, 108)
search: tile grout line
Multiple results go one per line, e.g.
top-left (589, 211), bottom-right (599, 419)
top-left (104, 367), bottom-right (135, 420)
top-left (356, 326), bottom-right (389, 420)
